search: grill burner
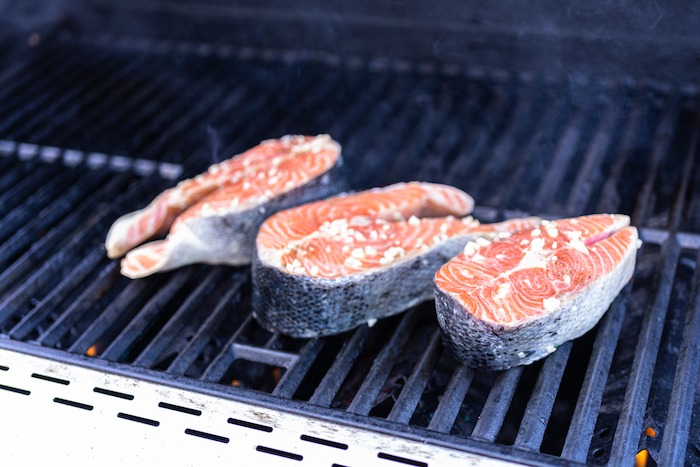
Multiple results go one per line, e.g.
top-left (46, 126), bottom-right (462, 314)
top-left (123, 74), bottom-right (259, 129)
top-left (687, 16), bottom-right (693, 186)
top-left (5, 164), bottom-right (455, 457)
top-left (0, 32), bottom-right (699, 466)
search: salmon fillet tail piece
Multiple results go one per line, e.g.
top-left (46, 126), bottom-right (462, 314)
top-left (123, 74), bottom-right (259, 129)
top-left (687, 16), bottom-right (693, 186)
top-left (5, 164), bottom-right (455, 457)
top-left (434, 214), bottom-right (640, 370)
top-left (252, 182), bottom-right (541, 337)
top-left (113, 135), bottom-right (345, 278)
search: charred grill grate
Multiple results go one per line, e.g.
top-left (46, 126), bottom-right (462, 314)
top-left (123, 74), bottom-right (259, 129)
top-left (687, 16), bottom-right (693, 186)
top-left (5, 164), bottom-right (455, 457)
top-left (1, 33), bottom-right (699, 466)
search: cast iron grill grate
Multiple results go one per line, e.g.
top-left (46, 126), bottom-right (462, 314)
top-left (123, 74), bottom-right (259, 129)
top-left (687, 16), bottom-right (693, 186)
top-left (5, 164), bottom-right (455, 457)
top-left (0, 33), bottom-right (699, 466)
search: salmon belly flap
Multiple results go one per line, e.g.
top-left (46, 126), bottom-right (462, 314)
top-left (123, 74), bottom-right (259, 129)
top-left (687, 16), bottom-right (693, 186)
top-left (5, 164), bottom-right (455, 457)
top-left (434, 214), bottom-right (641, 370)
top-left (104, 135), bottom-right (344, 279)
top-left (253, 182), bottom-right (540, 337)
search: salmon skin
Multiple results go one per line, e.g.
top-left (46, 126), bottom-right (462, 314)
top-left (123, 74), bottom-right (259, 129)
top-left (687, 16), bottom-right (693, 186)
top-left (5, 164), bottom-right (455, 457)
top-left (434, 214), bottom-right (640, 370)
top-left (252, 182), bottom-right (540, 337)
top-left (106, 135), bottom-right (344, 278)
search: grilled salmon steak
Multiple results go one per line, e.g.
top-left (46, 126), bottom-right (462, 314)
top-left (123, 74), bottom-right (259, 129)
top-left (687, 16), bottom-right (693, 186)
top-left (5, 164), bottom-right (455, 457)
top-left (253, 182), bottom-right (539, 337)
top-left (434, 214), bottom-right (640, 370)
top-left (106, 135), bottom-right (343, 278)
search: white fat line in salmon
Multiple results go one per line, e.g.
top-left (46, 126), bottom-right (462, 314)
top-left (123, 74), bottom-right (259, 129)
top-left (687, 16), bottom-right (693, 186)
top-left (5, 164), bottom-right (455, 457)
top-left (0, 140), bottom-right (183, 180)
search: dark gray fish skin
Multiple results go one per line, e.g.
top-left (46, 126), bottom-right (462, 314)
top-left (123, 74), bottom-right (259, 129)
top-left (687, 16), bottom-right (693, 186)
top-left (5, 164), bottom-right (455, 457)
top-left (252, 237), bottom-right (469, 338)
top-left (434, 248), bottom-right (636, 371)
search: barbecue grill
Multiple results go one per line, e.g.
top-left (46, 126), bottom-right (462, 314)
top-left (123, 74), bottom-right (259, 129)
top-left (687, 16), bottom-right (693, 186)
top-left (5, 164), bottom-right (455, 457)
top-left (1, 1), bottom-right (699, 465)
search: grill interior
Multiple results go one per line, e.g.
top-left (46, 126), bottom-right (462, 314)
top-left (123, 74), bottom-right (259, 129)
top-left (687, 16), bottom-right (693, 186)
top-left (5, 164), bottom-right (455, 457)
top-left (1, 28), bottom-right (700, 466)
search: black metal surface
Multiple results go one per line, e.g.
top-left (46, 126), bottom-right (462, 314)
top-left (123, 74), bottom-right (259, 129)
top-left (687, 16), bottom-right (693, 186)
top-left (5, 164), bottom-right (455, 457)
top-left (0, 32), bottom-right (699, 466)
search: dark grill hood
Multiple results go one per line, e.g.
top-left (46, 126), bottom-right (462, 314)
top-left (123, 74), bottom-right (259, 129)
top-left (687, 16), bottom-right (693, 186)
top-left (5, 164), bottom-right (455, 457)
top-left (5, 0), bottom-right (699, 86)
top-left (0, 2), bottom-right (699, 466)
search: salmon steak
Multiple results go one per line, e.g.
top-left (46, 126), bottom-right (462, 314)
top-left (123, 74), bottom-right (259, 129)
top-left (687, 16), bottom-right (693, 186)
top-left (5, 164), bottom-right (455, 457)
top-left (434, 214), bottom-right (640, 370)
top-left (105, 135), bottom-right (344, 278)
top-left (253, 181), bottom-right (540, 337)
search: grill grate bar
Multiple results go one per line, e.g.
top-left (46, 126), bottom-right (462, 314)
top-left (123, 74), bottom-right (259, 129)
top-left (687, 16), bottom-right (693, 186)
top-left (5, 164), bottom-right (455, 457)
top-left (0, 166), bottom-right (76, 243)
top-left (216, 65), bottom-right (329, 166)
top-left (596, 97), bottom-right (646, 213)
top-left (166, 274), bottom-right (248, 376)
top-left (0, 164), bottom-right (54, 214)
top-left (471, 367), bottom-right (523, 443)
top-left (121, 83), bottom-right (214, 159)
top-left (0, 157), bottom-right (17, 179)
top-left (149, 84), bottom-right (253, 165)
top-left (387, 329), bottom-right (443, 425)
top-left (371, 81), bottom-right (451, 186)
top-left (272, 338), bottom-right (325, 398)
top-left (427, 365), bottom-right (475, 433)
top-left (608, 237), bottom-right (681, 465)
top-left (0, 168), bottom-right (109, 269)
top-left (493, 88), bottom-right (572, 209)
top-left (201, 315), bottom-right (256, 383)
top-left (308, 327), bottom-right (370, 407)
top-left (124, 59), bottom-right (232, 158)
top-left (196, 65), bottom-right (294, 160)
top-left (565, 100), bottom-right (621, 216)
top-left (658, 249), bottom-right (700, 465)
top-left (0, 159), bottom-right (37, 194)
top-left (22, 55), bottom-right (151, 147)
top-left (64, 277), bottom-right (163, 355)
top-left (414, 97), bottom-right (471, 181)
top-left (266, 65), bottom-right (347, 139)
top-left (0, 172), bottom-right (126, 291)
top-left (561, 293), bottom-right (628, 461)
top-left (132, 268), bottom-right (225, 367)
top-left (443, 80), bottom-right (514, 187)
top-left (37, 262), bottom-right (120, 347)
top-left (631, 97), bottom-right (679, 226)
top-left (0, 232), bottom-right (114, 330)
top-left (8, 248), bottom-right (106, 340)
top-left (9, 54), bottom-right (138, 142)
top-left (668, 115), bottom-right (700, 232)
top-left (68, 278), bottom-right (168, 354)
top-left (513, 342), bottom-right (573, 451)
top-left (0, 46), bottom-right (59, 95)
top-left (73, 270), bottom-right (195, 356)
top-left (356, 77), bottom-right (436, 188)
top-left (686, 129), bottom-right (700, 233)
top-left (347, 310), bottom-right (420, 416)
top-left (532, 100), bottom-right (592, 212)
top-left (135, 70), bottom-right (245, 162)
top-left (87, 77), bottom-right (182, 156)
top-left (330, 73), bottom-right (389, 144)
top-left (231, 344), bottom-right (299, 369)
top-left (79, 59), bottom-right (219, 162)
top-left (0, 52), bottom-right (114, 138)
top-left (342, 74), bottom-right (416, 187)
top-left (420, 80), bottom-right (498, 184)
top-left (0, 47), bottom-right (79, 119)
top-left (465, 80), bottom-right (542, 199)
top-left (386, 88), bottom-right (461, 186)
top-left (0, 173), bottom-right (132, 304)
